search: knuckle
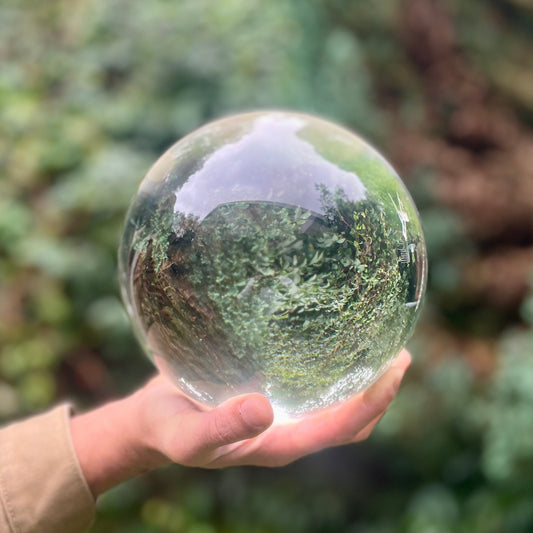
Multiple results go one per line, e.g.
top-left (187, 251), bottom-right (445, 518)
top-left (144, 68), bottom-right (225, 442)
top-left (166, 434), bottom-right (203, 466)
top-left (210, 411), bottom-right (237, 446)
top-left (177, 447), bottom-right (202, 466)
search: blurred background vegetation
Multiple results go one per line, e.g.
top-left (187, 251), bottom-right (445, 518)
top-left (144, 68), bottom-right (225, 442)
top-left (1, 0), bottom-right (532, 531)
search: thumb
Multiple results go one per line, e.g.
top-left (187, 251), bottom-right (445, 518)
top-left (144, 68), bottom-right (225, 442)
top-left (198, 393), bottom-right (274, 450)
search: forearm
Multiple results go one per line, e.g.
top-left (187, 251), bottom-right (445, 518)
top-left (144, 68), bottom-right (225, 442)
top-left (69, 391), bottom-right (167, 498)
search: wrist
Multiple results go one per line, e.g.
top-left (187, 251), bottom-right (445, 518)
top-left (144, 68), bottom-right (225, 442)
top-left (69, 391), bottom-right (167, 498)
top-left (126, 386), bottom-right (173, 470)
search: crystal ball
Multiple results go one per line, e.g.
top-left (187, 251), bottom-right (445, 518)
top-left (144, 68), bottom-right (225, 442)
top-left (119, 111), bottom-right (427, 420)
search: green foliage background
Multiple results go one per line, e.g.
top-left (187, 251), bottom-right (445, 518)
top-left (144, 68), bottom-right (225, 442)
top-left (1, 0), bottom-right (532, 531)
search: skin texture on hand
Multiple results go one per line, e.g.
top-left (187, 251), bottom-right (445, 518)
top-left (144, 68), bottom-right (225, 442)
top-left (70, 350), bottom-right (411, 498)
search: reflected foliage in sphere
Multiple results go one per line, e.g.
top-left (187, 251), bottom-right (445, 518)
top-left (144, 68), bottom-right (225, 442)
top-left (119, 112), bottom-right (427, 419)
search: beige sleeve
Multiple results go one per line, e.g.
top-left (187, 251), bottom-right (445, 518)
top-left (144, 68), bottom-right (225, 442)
top-left (0, 405), bottom-right (96, 533)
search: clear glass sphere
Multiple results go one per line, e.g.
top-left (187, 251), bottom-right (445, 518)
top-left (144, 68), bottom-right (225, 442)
top-left (119, 111), bottom-right (427, 420)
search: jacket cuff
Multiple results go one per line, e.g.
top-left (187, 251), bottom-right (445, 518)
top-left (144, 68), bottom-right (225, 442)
top-left (0, 405), bottom-right (95, 533)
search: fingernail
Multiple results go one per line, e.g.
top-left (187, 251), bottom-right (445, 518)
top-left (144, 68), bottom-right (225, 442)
top-left (391, 350), bottom-right (411, 369)
top-left (240, 397), bottom-right (273, 432)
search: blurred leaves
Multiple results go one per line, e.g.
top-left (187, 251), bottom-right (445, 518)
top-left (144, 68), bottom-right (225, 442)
top-left (0, 0), bottom-right (532, 531)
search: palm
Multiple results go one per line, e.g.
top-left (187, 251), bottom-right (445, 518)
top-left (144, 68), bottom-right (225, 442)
top-left (139, 350), bottom-right (411, 469)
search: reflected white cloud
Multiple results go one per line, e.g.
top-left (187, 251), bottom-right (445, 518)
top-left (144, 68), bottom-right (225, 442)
top-left (173, 113), bottom-right (367, 219)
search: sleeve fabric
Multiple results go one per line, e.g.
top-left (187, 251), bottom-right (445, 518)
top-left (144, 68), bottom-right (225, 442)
top-left (0, 405), bottom-right (96, 533)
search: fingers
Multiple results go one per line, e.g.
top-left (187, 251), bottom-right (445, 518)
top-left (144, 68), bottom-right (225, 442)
top-left (176, 393), bottom-right (274, 465)
top-left (390, 349), bottom-right (412, 373)
top-left (341, 350), bottom-right (410, 438)
top-left (281, 350), bottom-right (412, 455)
top-left (351, 413), bottom-right (384, 443)
top-left (359, 364), bottom-right (406, 421)
top-left (152, 351), bottom-right (411, 469)
top-left (348, 354), bottom-right (411, 443)
top-left (210, 393), bottom-right (274, 446)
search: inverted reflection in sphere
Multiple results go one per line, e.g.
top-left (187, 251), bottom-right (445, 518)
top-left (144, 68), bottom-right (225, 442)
top-left (119, 111), bottom-right (427, 420)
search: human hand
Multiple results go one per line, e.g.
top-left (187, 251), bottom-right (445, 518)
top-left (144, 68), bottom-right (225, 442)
top-left (71, 350), bottom-right (411, 497)
top-left (133, 349), bottom-right (412, 469)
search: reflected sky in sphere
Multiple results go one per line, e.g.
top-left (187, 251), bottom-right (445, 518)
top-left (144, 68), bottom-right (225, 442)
top-left (120, 111), bottom-right (427, 419)
top-left (171, 114), bottom-right (367, 219)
